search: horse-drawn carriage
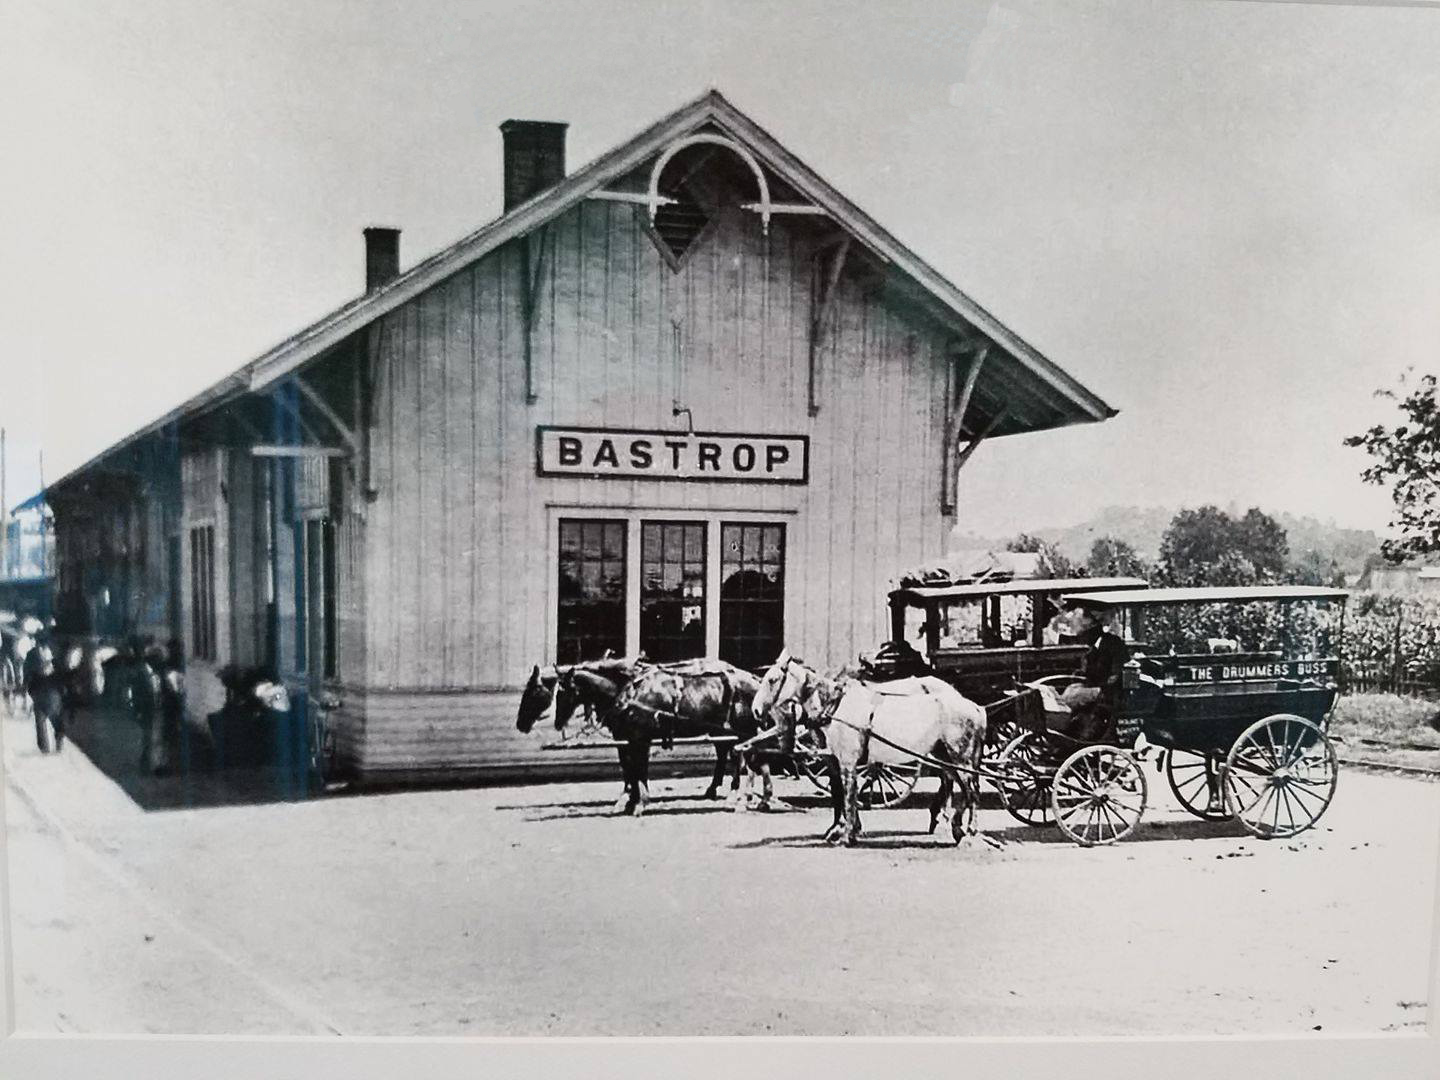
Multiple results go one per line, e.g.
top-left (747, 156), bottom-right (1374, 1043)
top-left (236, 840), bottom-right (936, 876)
top-left (798, 576), bottom-right (1148, 809)
top-left (993, 584), bottom-right (1348, 846)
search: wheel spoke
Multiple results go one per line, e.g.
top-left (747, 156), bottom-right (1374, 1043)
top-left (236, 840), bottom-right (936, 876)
top-left (1253, 731), bottom-right (1282, 772)
top-left (1237, 782), bottom-right (1275, 826)
top-left (1095, 799), bottom-right (1124, 842)
top-left (1279, 720), bottom-right (1304, 769)
top-left (1285, 778), bottom-right (1329, 811)
top-left (1277, 784), bottom-right (1298, 834)
top-left (1254, 785), bottom-right (1282, 833)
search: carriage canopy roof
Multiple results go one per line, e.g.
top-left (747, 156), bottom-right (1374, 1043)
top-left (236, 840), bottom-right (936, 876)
top-left (890, 576), bottom-right (1147, 605)
top-left (1061, 585), bottom-right (1350, 608)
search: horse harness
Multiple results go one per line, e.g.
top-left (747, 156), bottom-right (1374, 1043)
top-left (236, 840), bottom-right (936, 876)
top-left (776, 655), bottom-right (1021, 785)
top-left (592, 669), bottom-right (738, 750)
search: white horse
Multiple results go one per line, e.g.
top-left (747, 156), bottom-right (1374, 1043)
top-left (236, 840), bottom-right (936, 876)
top-left (753, 650), bottom-right (989, 847)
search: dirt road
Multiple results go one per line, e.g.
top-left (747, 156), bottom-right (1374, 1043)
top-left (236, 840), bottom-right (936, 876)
top-left (3, 704), bottom-right (1436, 1037)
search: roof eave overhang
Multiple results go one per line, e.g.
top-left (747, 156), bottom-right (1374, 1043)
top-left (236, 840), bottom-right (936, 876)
top-left (54, 89), bottom-right (1117, 490)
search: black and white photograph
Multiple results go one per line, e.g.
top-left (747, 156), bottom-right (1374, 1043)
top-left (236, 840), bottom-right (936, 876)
top-left (2, 1), bottom-right (1439, 1076)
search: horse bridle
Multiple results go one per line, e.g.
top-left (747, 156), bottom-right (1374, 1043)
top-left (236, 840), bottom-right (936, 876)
top-left (766, 654), bottom-right (839, 733)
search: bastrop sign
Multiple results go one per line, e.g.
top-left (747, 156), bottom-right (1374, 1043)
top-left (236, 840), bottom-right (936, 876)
top-left (536, 426), bottom-right (809, 484)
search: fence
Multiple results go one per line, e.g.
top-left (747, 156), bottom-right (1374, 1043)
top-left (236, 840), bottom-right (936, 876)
top-left (1340, 594), bottom-right (1440, 698)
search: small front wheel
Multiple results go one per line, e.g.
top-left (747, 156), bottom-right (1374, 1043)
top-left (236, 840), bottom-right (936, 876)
top-left (856, 759), bottom-right (922, 809)
top-left (1165, 749), bottom-right (1230, 821)
top-left (995, 731), bottom-right (1055, 827)
top-left (1051, 745), bottom-right (1148, 846)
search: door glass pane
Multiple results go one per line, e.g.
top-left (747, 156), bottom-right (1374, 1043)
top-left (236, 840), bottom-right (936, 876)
top-left (719, 523), bottom-right (785, 671)
top-left (640, 521), bottom-right (706, 662)
top-left (557, 519), bottom-right (627, 663)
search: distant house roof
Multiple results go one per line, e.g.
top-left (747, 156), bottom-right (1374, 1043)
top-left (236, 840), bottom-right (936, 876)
top-left (9, 491), bottom-right (47, 515)
top-left (54, 89), bottom-right (1116, 492)
top-left (1356, 561), bottom-right (1440, 590)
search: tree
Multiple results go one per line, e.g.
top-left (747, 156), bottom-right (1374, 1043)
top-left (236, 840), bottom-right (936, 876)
top-left (1086, 535), bottom-right (1148, 579)
top-left (1345, 370), bottom-right (1440, 561)
top-left (1236, 507), bottom-right (1287, 580)
top-left (1005, 534), bottom-right (1076, 578)
top-left (1157, 505), bottom-right (1289, 586)
top-left (1288, 548), bottom-right (1345, 587)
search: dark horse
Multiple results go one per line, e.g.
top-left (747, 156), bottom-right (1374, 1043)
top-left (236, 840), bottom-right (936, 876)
top-left (517, 657), bottom-right (768, 808)
top-left (598, 660), bottom-right (762, 815)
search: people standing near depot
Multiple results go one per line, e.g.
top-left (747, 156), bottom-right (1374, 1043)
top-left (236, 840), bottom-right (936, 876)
top-left (23, 626), bottom-right (65, 753)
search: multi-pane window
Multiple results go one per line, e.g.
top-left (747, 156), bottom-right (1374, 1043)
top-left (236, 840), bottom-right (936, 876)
top-left (639, 522), bottom-right (706, 662)
top-left (189, 524), bottom-right (216, 661)
top-left (557, 519), bottom-right (626, 664)
top-left (719, 523), bottom-right (785, 671)
top-left (295, 517), bottom-right (338, 679)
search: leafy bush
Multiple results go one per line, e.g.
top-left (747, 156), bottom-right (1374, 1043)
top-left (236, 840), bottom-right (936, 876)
top-left (1343, 593), bottom-right (1440, 690)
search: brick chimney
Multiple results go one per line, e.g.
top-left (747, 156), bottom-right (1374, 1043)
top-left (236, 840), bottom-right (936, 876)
top-left (363, 227), bottom-right (400, 293)
top-left (500, 120), bottom-right (567, 211)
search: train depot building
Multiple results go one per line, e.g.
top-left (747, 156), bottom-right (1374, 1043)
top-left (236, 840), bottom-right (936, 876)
top-left (48, 91), bottom-right (1115, 785)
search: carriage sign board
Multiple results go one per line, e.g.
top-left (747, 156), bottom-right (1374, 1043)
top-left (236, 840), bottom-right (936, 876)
top-left (536, 426), bottom-right (809, 484)
top-left (1171, 658), bottom-right (1338, 683)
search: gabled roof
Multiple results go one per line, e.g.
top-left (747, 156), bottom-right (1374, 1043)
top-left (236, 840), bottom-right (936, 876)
top-left (55, 89), bottom-right (1117, 490)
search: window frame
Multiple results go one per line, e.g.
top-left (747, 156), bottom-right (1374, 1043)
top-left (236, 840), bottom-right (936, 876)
top-left (546, 507), bottom-right (793, 668)
top-left (717, 521), bottom-right (787, 672)
top-left (294, 509), bottom-right (339, 683)
top-left (555, 516), bottom-right (629, 665)
top-left (188, 521), bottom-right (218, 662)
top-left (638, 519), bottom-right (708, 663)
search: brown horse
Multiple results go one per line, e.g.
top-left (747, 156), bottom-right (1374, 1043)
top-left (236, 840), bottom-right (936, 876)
top-left (597, 660), bottom-right (763, 816)
top-left (517, 657), bottom-right (770, 807)
top-left (753, 650), bottom-right (991, 847)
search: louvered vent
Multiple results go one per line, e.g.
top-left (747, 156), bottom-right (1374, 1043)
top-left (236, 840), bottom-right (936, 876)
top-left (653, 196), bottom-right (711, 262)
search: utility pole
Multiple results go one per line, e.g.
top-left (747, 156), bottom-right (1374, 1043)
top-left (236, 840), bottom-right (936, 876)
top-left (1, 426), bottom-right (7, 579)
top-left (37, 447), bottom-right (46, 577)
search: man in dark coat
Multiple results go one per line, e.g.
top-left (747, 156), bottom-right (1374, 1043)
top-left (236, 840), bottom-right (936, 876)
top-left (132, 643), bottom-right (170, 775)
top-left (1059, 603), bottom-right (1130, 742)
top-left (23, 630), bottom-right (65, 753)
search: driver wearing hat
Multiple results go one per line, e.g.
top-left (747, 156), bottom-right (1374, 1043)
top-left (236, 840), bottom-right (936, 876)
top-left (1059, 601), bottom-right (1129, 742)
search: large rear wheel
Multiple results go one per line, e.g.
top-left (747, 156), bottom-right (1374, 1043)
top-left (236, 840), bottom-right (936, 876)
top-left (1051, 745), bottom-right (1148, 846)
top-left (1223, 714), bottom-right (1337, 839)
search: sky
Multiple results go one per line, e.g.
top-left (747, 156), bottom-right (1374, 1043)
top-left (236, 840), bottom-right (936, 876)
top-left (2, 0), bottom-right (1438, 539)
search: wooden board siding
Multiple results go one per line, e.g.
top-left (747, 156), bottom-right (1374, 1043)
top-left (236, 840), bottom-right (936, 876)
top-left (361, 198), bottom-right (951, 709)
top-left (335, 686), bottom-right (717, 784)
top-left (179, 447), bottom-right (230, 728)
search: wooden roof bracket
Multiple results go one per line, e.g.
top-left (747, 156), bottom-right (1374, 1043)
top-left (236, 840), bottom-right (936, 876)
top-left (953, 407), bottom-right (1007, 481)
top-left (266, 385), bottom-right (325, 447)
top-left (520, 226), bottom-right (551, 404)
top-left (808, 237), bottom-right (850, 416)
top-left (293, 375), bottom-right (358, 453)
top-left (941, 343), bottom-right (987, 514)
